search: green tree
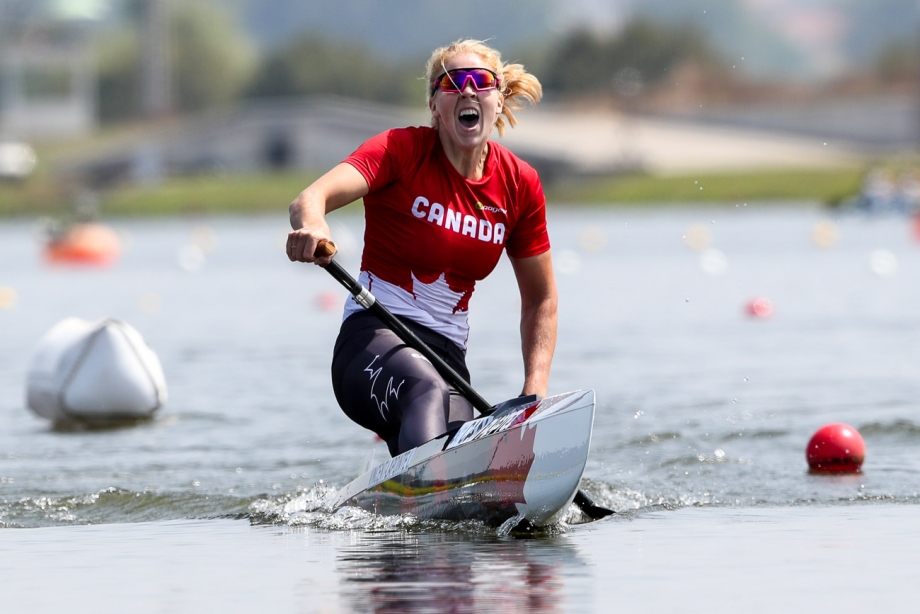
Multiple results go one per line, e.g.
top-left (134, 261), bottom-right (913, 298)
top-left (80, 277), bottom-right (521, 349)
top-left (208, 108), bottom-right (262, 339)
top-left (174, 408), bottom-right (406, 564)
top-left (171, 0), bottom-right (256, 112)
top-left (542, 18), bottom-right (719, 97)
top-left (96, 27), bottom-right (142, 122)
top-left (94, 0), bottom-right (256, 122)
top-left (873, 38), bottom-right (920, 83)
top-left (247, 35), bottom-right (419, 104)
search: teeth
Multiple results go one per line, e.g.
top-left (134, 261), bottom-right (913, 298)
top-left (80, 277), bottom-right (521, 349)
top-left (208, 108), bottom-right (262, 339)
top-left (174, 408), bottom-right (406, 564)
top-left (459, 109), bottom-right (479, 118)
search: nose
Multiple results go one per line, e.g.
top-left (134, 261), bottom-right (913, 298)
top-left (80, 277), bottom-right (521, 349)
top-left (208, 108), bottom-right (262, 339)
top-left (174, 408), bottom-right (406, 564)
top-left (459, 76), bottom-right (477, 95)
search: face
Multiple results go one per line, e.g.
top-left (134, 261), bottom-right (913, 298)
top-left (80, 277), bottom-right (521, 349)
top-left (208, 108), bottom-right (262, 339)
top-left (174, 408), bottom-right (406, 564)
top-left (429, 52), bottom-right (503, 152)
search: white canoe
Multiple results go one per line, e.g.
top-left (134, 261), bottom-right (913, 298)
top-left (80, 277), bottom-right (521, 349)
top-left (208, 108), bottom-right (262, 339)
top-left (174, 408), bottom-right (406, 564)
top-left (26, 318), bottom-right (168, 425)
top-left (333, 389), bottom-right (596, 528)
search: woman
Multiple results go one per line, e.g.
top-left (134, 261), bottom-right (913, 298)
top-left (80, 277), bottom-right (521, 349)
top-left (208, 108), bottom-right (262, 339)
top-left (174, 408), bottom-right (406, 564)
top-left (287, 39), bottom-right (557, 457)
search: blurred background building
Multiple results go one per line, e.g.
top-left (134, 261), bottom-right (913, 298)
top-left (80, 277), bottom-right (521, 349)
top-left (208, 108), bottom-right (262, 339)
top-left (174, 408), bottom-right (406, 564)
top-left (0, 0), bottom-right (917, 193)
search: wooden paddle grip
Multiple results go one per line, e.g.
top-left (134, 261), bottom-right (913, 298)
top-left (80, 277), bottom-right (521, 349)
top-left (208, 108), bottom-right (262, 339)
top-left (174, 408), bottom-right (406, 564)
top-left (315, 239), bottom-right (337, 258)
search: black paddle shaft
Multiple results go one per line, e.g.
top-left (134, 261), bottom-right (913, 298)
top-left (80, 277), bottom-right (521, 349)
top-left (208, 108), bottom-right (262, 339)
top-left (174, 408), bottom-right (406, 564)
top-left (315, 242), bottom-right (614, 520)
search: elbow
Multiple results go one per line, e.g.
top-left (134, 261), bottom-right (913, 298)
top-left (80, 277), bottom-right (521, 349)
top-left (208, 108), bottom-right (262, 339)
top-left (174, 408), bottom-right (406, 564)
top-left (289, 191), bottom-right (305, 218)
top-left (523, 291), bottom-right (557, 322)
top-left (289, 189), bottom-right (312, 228)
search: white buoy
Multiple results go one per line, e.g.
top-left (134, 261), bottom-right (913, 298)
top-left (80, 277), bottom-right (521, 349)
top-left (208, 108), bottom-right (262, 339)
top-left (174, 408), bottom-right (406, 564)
top-left (26, 318), bottom-right (167, 425)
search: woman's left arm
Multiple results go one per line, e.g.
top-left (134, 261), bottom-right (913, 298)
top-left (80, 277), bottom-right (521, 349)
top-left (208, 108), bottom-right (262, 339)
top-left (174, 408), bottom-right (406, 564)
top-left (510, 251), bottom-right (558, 397)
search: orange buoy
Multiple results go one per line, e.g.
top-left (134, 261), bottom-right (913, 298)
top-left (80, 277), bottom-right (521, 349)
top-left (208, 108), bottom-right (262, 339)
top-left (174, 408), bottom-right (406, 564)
top-left (806, 423), bottom-right (865, 473)
top-left (45, 223), bottom-right (121, 266)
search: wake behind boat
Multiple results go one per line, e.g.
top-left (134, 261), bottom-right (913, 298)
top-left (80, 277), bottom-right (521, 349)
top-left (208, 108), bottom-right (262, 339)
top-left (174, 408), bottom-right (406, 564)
top-left (333, 389), bottom-right (596, 528)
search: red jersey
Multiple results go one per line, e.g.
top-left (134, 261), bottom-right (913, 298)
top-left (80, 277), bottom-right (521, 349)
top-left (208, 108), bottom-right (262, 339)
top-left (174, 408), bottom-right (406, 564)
top-left (342, 126), bottom-right (550, 349)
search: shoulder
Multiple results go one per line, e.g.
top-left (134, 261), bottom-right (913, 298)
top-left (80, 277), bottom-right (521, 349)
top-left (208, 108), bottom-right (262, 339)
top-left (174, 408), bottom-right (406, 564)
top-left (487, 141), bottom-right (544, 202)
top-left (380, 125), bottom-right (438, 152)
top-left (347, 126), bottom-right (437, 183)
top-left (488, 141), bottom-right (541, 183)
top-left (354, 126), bottom-right (436, 154)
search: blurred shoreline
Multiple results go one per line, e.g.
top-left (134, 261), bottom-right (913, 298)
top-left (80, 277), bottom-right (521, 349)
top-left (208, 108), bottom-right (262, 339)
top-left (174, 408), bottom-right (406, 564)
top-left (3, 93), bottom-right (918, 218)
top-left (0, 98), bottom-right (894, 218)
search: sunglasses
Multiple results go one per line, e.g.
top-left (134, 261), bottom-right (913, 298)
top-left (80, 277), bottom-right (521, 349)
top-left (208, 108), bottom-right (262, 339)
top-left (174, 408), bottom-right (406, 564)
top-left (431, 68), bottom-right (500, 96)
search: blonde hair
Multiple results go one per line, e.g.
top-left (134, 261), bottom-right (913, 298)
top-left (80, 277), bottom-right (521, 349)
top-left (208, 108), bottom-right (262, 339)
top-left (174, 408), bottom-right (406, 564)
top-left (425, 39), bottom-right (542, 137)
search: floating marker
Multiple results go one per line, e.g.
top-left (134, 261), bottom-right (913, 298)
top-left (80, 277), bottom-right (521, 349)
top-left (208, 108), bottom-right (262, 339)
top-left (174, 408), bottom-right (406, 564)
top-left (683, 223), bottom-right (712, 251)
top-left (0, 286), bottom-right (17, 309)
top-left (811, 219), bottom-right (839, 249)
top-left (315, 290), bottom-right (341, 312)
top-left (806, 423), bottom-right (865, 473)
top-left (869, 249), bottom-right (898, 276)
top-left (177, 244), bottom-right (206, 272)
top-left (578, 226), bottom-right (607, 253)
top-left (554, 249), bottom-right (581, 276)
top-left (26, 318), bottom-right (167, 426)
top-left (700, 248), bottom-right (727, 275)
top-left (745, 297), bottom-right (773, 318)
top-left (44, 223), bottom-right (121, 266)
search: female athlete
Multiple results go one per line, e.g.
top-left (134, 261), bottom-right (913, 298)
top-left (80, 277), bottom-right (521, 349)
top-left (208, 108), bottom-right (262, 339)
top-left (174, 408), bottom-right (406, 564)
top-left (287, 39), bottom-right (557, 457)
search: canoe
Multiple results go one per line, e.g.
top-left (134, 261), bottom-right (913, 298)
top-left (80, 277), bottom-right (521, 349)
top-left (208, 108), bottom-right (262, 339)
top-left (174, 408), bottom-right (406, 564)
top-left (333, 389), bottom-right (596, 528)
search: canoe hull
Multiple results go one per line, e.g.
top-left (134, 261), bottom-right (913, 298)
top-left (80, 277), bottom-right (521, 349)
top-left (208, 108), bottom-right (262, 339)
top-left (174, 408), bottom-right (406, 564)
top-left (334, 389), bottom-right (596, 527)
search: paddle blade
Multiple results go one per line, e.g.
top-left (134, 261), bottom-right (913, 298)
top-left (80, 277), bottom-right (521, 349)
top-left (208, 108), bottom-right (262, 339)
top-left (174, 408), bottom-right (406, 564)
top-left (573, 490), bottom-right (616, 520)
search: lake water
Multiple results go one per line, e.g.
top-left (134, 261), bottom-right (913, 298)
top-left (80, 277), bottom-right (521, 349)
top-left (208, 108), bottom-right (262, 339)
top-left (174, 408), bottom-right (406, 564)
top-left (1, 204), bottom-right (919, 612)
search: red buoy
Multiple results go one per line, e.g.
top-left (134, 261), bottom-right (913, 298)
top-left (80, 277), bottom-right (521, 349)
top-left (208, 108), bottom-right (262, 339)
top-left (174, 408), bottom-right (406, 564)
top-left (315, 290), bottom-right (341, 312)
top-left (806, 423), bottom-right (865, 473)
top-left (745, 297), bottom-right (773, 319)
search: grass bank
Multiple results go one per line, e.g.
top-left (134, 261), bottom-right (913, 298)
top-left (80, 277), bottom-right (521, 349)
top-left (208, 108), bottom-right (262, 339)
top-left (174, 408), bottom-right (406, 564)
top-left (1, 166), bottom-right (866, 218)
top-left (0, 172), bottom-right (319, 218)
top-left (545, 167), bottom-right (865, 206)
top-left (100, 173), bottom-right (319, 217)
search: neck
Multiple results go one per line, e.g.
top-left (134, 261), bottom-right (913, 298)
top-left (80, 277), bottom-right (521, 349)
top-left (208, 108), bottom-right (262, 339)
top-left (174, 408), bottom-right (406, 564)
top-left (438, 133), bottom-right (489, 180)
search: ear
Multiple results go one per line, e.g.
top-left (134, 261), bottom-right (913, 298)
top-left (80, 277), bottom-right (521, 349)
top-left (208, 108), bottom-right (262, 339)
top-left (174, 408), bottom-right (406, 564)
top-left (429, 96), bottom-right (439, 118)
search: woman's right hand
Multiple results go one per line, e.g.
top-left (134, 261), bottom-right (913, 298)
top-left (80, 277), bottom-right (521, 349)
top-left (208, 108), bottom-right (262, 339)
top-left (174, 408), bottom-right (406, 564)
top-left (286, 224), bottom-right (334, 266)
top-left (286, 163), bottom-right (369, 267)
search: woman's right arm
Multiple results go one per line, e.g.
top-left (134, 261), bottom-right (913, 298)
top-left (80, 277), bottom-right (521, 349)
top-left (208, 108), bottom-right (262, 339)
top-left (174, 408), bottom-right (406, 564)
top-left (287, 163), bottom-right (369, 265)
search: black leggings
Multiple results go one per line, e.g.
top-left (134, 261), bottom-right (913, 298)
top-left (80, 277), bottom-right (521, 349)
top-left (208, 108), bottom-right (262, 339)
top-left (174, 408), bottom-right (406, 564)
top-left (331, 311), bottom-right (475, 457)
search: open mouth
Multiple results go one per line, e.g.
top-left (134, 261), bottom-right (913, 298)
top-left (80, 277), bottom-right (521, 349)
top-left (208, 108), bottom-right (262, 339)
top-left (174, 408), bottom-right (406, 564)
top-left (458, 108), bottom-right (480, 128)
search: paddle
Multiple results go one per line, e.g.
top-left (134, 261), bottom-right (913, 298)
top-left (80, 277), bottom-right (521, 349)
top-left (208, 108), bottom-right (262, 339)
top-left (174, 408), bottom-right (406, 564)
top-left (314, 240), bottom-right (614, 520)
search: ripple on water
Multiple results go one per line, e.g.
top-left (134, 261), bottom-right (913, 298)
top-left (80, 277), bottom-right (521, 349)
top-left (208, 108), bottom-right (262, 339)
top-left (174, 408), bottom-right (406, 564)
top-left (0, 488), bottom-right (252, 528)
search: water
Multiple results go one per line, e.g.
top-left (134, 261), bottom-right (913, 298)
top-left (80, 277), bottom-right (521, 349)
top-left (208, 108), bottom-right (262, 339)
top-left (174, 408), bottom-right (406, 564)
top-left (1, 205), bottom-right (919, 611)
